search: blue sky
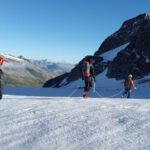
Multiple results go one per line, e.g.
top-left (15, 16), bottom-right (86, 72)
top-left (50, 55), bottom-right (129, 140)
top-left (0, 0), bottom-right (150, 63)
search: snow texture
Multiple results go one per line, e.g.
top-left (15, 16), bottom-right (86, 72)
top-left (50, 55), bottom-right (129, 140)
top-left (101, 43), bottom-right (129, 61)
top-left (0, 95), bottom-right (150, 150)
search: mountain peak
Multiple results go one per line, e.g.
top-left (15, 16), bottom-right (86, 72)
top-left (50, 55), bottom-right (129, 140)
top-left (121, 13), bottom-right (150, 30)
top-left (44, 13), bottom-right (150, 88)
top-left (136, 13), bottom-right (150, 20)
top-left (94, 13), bottom-right (150, 56)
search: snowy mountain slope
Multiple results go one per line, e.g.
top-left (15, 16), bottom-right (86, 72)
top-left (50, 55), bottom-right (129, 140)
top-left (0, 95), bottom-right (150, 150)
top-left (0, 54), bottom-right (74, 87)
top-left (100, 43), bottom-right (129, 61)
top-left (2, 59), bottom-right (54, 87)
top-left (29, 59), bottom-right (74, 74)
top-left (4, 71), bottom-right (150, 99)
top-left (2, 54), bottom-right (23, 62)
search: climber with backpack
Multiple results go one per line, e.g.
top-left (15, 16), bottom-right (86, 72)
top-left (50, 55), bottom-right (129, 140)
top-left (122, 74), bottom-right (136, 98)
top-left (82, 58), bottom-right (96, 98)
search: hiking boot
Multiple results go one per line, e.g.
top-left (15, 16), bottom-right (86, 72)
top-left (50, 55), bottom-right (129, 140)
top-left (83, 92), bottom-right (88, 98)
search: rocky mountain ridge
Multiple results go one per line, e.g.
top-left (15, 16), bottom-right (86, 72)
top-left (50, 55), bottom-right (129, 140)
top-left (44, 13), bottom-right (150, 88)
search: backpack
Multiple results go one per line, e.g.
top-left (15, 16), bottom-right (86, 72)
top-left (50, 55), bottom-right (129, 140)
top-left (82, 61), bottom-right (90, 77)
top-left (124, 78), bottom-right (131, 89)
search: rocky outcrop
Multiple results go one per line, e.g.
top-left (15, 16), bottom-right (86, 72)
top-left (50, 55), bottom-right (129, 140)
top-left (107, 15), bottom-right (150, 79)
top-left (94, 13), bottom-right (150, 55)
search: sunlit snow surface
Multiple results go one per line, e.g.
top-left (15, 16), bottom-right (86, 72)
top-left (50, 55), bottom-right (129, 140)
top-left (0, 95), bottom-right (150, 150)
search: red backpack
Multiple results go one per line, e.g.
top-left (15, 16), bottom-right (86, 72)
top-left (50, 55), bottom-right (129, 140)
top-left (82, 61), bottom-right (90, 77)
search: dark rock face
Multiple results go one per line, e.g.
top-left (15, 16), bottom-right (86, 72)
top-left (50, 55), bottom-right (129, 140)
top-left (43, 13), bottom-right (150, 88)
top-left (107, 15), bottom-right (150, 79)
top-left (95, 13), bottom-right (150, 55)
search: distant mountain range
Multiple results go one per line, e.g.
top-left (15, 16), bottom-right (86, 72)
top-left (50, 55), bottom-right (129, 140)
top-left (44, 13), bottom-right (150, 88)
top-left (1, 54), bottom-right (74, 87)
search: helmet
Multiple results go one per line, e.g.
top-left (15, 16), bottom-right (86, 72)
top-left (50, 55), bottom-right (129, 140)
top-left (128, 74), bottom-right (133, 78)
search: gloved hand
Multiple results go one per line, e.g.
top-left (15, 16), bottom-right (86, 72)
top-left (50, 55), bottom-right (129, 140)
top-left (134, 87), bottom-right (136, 90)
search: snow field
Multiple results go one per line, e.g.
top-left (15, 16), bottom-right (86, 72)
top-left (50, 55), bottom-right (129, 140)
top-left (0, 95), bottom-right (150, 150)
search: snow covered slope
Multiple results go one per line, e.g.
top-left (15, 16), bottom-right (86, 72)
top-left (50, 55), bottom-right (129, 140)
top-left (0, 95), bottom-right (150, 150)
top-left (4, 70), bottom-right (150, 99)
top-left (0, 54), bottom-right (74, 87)
top-left (2, 54), bottom-right (23, 62)
top-left (100, 43), bottom-right (129, 61)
